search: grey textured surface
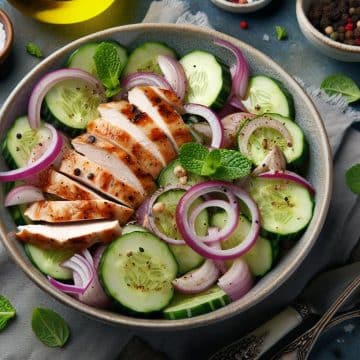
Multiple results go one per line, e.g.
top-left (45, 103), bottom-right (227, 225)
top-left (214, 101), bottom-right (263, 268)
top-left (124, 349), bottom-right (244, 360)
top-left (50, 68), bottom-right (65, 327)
top-left (0, 1), bottom-right (359, 360)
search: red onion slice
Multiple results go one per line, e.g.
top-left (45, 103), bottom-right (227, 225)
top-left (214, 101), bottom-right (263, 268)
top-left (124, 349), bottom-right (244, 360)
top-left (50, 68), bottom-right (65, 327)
top-left (218, 259), bottom-right (253, 301)
top-left (158, 55), bottom-right (187, 101)
top-left (214, 38), bottom-right (250, 99)
top-left (258, 170), bottom-right (316, 195)
top-left (136, 197), bottom-right (151, 229)
top-left (4, 185), bottom-right (44, 207)
top-left (28, 68), bottom-right (106, 129)
top-left (184, 103), bottom-right (224, 148)
top-left (121, 72), bottom-right (172, 92)
top-left (211, 242), bottom-right (228, 275)
top-left (0, 124), bottom-right (63, 182)
top-left (172, 259), bottom-right (220, 294)
top-left (228, 95), bottom-right (247, 112)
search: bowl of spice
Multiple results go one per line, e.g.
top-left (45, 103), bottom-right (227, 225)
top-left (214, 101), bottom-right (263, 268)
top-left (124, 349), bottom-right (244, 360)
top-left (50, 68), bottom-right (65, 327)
top-left (296, 0), bottom-right (360, 62)
top-left (0, 9), bottom-right (13, 64)
top-left (210, 0), bottom-right (273, 14)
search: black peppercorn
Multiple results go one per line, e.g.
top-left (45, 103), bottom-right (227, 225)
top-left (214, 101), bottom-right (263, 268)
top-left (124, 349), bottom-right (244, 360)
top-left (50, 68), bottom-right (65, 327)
top-left (74, 168), bottom-right (81, 176)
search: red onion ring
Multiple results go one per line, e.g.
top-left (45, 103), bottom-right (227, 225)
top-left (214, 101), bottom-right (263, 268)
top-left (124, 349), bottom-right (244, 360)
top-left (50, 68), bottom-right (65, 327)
top-left (184, 103), bottom-right (224, 148)
top-left (214, 38), bottom-right (250, 100)
top-left (4, 185), bottom-right (44, 207)
top-left (158, 55), bottom-right (187, 101)
top-left (228, 95), bottom-right (247, 111)
top-left (211, 242), bottom-right (228, 275)
top-left (121, 72), bottom-right (172, 92)
top-left (28, 68), bottom-right (106, 129)
top-left (0, 124), bottom-right (63, 182)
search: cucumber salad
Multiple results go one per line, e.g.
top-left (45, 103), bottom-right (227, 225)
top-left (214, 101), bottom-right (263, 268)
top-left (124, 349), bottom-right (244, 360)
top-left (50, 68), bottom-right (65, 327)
top-left (0, 38), bottom-right (315, 319)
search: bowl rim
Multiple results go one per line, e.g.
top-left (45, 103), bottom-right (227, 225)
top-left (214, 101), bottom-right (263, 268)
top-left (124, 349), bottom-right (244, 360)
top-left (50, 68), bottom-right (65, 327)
top-left (296, 0), bottom-right (360, 54)
top-left (0, 9), bottom-right (14, 61)
top-left (210, 0), bottom-right (270, 8)
top-left (0, 22), bottom-right (333, 330)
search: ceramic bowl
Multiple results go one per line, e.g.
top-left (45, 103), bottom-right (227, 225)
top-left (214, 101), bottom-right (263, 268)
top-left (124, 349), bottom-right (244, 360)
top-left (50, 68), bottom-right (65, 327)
top-left (0, 9), bottom-right (14, 64)
top-left (210, 0), bottom-right (272, 14)
top-left (296, 0), bottom-right (360, 62)
top-left (0, 23), bottom-right (332, 330)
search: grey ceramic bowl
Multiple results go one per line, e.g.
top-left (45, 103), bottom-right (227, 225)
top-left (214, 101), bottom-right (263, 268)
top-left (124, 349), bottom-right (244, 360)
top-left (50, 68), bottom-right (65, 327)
top-left (297, 0), bottom-right (360, 62)
top-left (0, 23), bottom-right (332, 330)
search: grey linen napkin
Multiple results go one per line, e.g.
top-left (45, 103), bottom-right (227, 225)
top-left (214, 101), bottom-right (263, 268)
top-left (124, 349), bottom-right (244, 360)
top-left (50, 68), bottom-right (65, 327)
top-left (0, 1), bottom-right (359, 360)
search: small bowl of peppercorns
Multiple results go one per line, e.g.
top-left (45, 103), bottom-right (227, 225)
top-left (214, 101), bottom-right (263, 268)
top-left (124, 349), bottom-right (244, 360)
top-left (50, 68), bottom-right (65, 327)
top-left (296, 0), bottom-right (360, 62)
top-left (210, 0), bottom-right (273, 14)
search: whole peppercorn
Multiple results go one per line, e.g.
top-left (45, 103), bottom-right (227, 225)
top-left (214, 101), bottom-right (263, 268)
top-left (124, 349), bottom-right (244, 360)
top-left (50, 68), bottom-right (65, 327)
top-left (338, 25), bottom-right (346, 33)
top-left (325, 25), bottom-right (334, 34)
top-left (330, 31), bottom-right (339, 40)
top-left (358, 20), bottom-right (360, 27)
top-left (338, 32), bottom-right (345, 42)
top-left (346, 23), bottom-right (354, 31)
top-left (350, 7), bottom-right (356, 15)
top-left (345, 30), bottom-right (354, 39)
top-left (354, 27), bottom-right (360, 38)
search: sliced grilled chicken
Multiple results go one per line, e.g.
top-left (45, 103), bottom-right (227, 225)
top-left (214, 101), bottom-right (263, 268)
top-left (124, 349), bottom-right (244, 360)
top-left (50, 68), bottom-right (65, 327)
top-left (98, 101), bottom-right (177, 165)
top-left (16, 220), bottom-right (121, 250)
top-left (128, 86), bottom-right (192, 151)
top-left (39, 169), bottom-right (102, 201)
top-left (72, 134), bottom-right (156, 196)
top-left (25, 200), bottom-right (133, 225)
top-left (151, 87), bottom-right (184, 114)
top-left (87, 118), bottom-right (162, 178)
top-left (59, 150), bottom-right (144, 208)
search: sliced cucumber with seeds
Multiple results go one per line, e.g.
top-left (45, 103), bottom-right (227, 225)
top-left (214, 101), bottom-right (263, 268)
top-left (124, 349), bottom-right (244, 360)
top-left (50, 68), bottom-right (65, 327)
top-left (180, 50), bottom-right (231, 109)
top-left (67, 40), bottom-right (128, 78)
top-left (122, 223), bottom-right (147, 235)
top-left (100, 231), bottom-right (178, 313)
top-left (153, 188), bottom-right (206, 275)
top-left (122, 42), bottom-right (177, 77)
top-left (238, 114), bottom-right (306, 167)
top-left (157, 159), bottom-right (205, 187)
top-left (42, 79), bottom-right (103, 136)
top-left (242, 76), bottom-right (295, 118)
top-left (164, 286), bottom-right (230, 320)
top-left (10, 204), bottom-right (31, 226)
top-left (211, 212), bottom-right (273, 276)
top-left (25, 244), bottom-right (74, 280)
top-left (248, 177), bottom-right (314, 241)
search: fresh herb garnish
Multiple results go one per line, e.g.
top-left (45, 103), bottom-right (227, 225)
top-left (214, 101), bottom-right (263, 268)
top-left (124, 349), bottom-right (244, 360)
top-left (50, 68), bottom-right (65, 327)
top-left (179, 143), bottom-right (251, 181)
top-left (26, 42), bottom-right (44, 58)
top-left (346, 164), bottom-right (360, 195)
top-left (275, 26), bottom-right (288, 40)
top-left (93, 42), bottom-right (122, 98)
top-left (0, 295), bottom-right (16, 331)
top-left (321, 74), bottom-right (360, 104)
top-left (32, 307), bottom-right (70, 348)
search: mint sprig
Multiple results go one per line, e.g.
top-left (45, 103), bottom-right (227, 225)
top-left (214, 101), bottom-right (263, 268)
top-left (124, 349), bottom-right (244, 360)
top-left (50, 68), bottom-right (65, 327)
top-left (179, 143), bottom-right (251, 181)
top-left (0, 295), bottom-right (16, 332)
top-left (275, 26), bottom-right (288, 41)
top-left (346, 163), bottom-right (360, 195)
top-left (93, 42), bottom-right (122, 98)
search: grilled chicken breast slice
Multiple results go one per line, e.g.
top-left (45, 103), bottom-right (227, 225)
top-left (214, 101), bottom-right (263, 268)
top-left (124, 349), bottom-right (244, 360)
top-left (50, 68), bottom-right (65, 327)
top-left (25, 200), bottom-right (133, 225)
top-left (128, 86), bottom-right (192, 151)
top-left (151, 87), bottom-right (184, 114)
top-left (72, 134), bottom-right (156, 196)
top-left (98, 101), bottom-right (177, 165)
top-left (59, 150), bottom-right (144, 208)
top-left (87, 118), bottom-right (162, 178)
top-left (16, 220), bottom-right (121, 250)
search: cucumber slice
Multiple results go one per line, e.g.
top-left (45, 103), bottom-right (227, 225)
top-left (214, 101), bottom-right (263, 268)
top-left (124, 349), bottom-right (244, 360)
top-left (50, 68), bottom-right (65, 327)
top-left (248, 177), bottom-right (314, 240)
top-left (67, 40), bottom-right (128, 78)
top-left (1, 116), bottom-right (52, 169)
top-left (122, 224), bottom-right (147, 235)
top-left (157, 159), bottom-right (205, 187)
top-left (164, 286), bottom-right (230, 320)
top-left (153, 188), bottom-right (206, 275)
top-left (180, 50), bottom-right (231, 109)
top-left (10, 204), bottom-right (31, 226)
top-left (211, 212), bottom-right (273, 276)
top-left (238, 114), bottom-right (306, 167)
top-left (122, 42), bottom-right (177, 77)
top-left (100, 231), bottom-right (178, 313)
top-left (242, 76), bottom-right (295, 118)
top-left (42, 79), bottom-right (103, 136)
top-left (25, 244), bottom-right (74, 280)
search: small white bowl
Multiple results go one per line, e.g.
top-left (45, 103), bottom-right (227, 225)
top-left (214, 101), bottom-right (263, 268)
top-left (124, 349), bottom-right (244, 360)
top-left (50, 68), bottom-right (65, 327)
top-left (210, 0), bottom-right (273, 14)
top-left (296, 0), bottom-right (360, 62)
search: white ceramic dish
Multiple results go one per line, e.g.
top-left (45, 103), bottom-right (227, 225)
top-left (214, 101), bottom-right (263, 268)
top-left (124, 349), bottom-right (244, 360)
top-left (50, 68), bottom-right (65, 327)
top-left (210, 0), bottom-right (272, 14)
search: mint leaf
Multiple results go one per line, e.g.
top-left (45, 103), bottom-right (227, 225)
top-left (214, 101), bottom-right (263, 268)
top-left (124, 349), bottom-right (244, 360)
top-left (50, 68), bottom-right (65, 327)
top-left (275, 26), bottom-right (288, 40)
top-left (212, 150), bottom-right (252, 181)
top-left (201, 149), bottom-right (221, 176)
top-left (32, 307), bottom-right (70, 348)
top-left (321, 74), bottom-right (360, 104)
top-left (346, 164), bottom-right (360, 195)
top-left (93, 42), bottom-right (122, 97)
top-left (0, 295), bottom-right (16, 331)
top-left (26, 42), bottom-right (43, 58)
top-left (179, 143), bottom-right (209, 175)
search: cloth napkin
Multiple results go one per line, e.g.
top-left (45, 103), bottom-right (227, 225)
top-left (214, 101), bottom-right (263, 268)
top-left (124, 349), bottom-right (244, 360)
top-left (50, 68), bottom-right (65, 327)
top-left (0, 1), bottom-right (359, 360)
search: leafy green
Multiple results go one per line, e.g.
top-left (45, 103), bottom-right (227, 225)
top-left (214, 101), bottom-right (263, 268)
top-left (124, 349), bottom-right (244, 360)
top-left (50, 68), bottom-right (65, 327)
top-left (179, 143), bottom-right (251, 181)
top-left (346, 164), bottom-right (360, 195)
top-left (93, 42), bottom-right (122, 98)
top-left (321, 74), bottom-right (360, 103)
top-left (275, 26), bottom-right (288, 40)
top-left (26, 42), bottom-right (43, 58)
top-left (0, 295), bottom-right (16, 332)
top-left (32, 307), bottom-right (70, 348)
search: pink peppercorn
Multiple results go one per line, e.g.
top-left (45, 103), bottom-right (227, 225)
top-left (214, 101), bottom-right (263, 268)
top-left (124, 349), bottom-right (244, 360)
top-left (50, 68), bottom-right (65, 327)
top-left (240, 20), bottom-right (248, 29)
top-left (345, 23), bottom-right (354, 31)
